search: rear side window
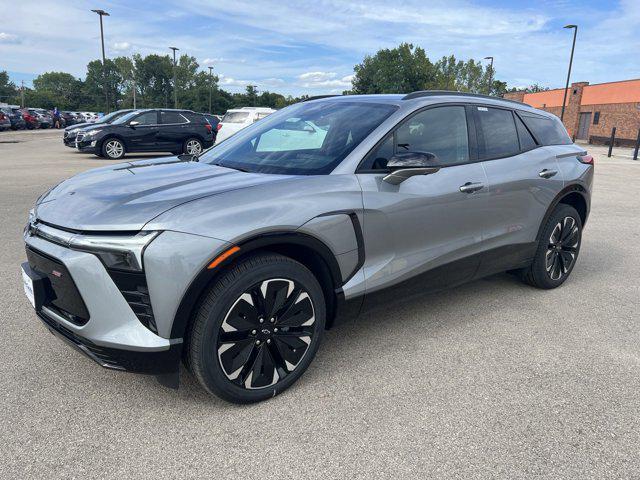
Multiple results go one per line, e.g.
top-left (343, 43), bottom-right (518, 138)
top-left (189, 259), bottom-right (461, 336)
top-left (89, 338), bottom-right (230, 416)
top-left (161, 111), bottom-right (188, 124)
top-left (519, 112), bottom-right (571, 145)
top-left (475, 107), bottom-right (519, 159)
top-left (515, 115), bottom-right (537, 151)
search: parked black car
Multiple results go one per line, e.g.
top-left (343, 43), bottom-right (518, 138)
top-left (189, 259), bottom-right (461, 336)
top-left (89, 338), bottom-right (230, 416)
top-left (63, 109), bottom-right (134, 147)
top-left (1, 107), bottom-right (26, 130)
top-left (75, 109), bottom-right (214, 159)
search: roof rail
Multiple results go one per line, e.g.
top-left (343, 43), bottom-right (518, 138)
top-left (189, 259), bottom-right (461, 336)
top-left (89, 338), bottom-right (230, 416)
top-left (301, 95), bottom-right (341, 102)
top-left (402, 90), bottom-right (531, 107)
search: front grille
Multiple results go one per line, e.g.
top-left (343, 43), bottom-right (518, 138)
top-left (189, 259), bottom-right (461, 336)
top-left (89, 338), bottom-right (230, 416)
top-left (75, 133), bottom-right (84, 142)
top-left (26, 246), bottom-right (90, 325)
top-left (106, 269), bottom-right (158, 333)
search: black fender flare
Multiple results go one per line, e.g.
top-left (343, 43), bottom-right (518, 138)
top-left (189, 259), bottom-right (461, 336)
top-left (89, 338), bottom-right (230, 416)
top-left (535, 184), bottom-right (590, 243)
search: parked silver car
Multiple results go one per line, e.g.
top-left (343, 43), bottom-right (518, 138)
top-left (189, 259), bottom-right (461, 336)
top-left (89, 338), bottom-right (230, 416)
top-left (21, 92), bottom-right (593, 403)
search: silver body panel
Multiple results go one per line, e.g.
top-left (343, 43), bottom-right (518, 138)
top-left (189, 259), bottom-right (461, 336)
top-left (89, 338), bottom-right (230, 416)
top-left (24, 93), bottom-right (593, 354)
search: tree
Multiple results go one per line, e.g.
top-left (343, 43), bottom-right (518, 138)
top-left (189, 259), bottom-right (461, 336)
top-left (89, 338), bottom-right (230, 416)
top-left (83, 59), bottom-right (123, 111)
top-left (508, 83), bottom-right (550, 93)
top-left (133, 54), bottom-right (173, 108)
top-left (0, 71), bottom-right (18, 104)
top-left (32, 72), bottom-right (83, 109)
top-left (350, 43), bottom-right (438, 94)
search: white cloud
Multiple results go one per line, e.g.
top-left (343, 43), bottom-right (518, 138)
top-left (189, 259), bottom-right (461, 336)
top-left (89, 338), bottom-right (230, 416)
top-left (297, 72), bottom-right (352, 89)
top-left (112, 42), bottom-right (131, 51)
top-left (0, 32), bottom-right (20, 44)
top-left (202, 57), bottom-right (246, 66)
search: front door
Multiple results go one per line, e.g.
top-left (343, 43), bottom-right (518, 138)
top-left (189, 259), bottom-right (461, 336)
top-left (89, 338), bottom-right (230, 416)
top-left (357, 105), bottom-right (489, 303)
top-left (126, 110), bottom-right (159, 151)
top-left (577, 112), bottom-right (591, 140)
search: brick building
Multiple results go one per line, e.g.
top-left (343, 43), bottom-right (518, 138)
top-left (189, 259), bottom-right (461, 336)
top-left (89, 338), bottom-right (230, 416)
top-left (504, 79), bottom-right (640, 146)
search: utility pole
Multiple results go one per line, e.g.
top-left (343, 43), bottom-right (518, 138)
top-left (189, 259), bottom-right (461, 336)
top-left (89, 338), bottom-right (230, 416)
top-left (91, 9), bottom-right (110, 113)
top-left (169, 46), bottom-right (179, 108)
top-left (132, 77), bottom-right (137, 109)
top-left (484, 56), bottom-right (494, 95)
top-left (208, 66), bottom-right (214, 113)
top-left (560, 24), bottom-right (578, 122)
top-left (21, 80), bottom-right (25, 107)
top-left (251, 84), bottom-right (258, 106)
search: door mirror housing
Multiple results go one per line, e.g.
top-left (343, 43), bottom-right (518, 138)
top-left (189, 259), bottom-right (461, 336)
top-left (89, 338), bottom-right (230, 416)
top-left (383, 151), bottom-right (441, 185)
top-left (129, 121), bottom-right (140, 128)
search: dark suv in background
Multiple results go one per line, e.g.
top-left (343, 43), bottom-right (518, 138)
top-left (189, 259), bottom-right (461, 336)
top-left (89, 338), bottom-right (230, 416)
top-left (75, 109), bottom-right (214, 159)
top-left (1, 107), bottom-right (26, 130)
top-left (63, 109), bottom-right (133, 147)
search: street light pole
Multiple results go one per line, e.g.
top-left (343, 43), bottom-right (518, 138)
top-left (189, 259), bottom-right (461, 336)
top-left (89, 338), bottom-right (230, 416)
top-left (169, 46), bottom-right (179, 108)
top-left (208, 66), bottom-right (214, 113)
top-left (560, 24), bottom-right (578, 122)
top-left (251, 84), bottom-right (258, 106)
top-left (484, 56), bottom-right (494, 95)
top-left (91, 9), bottom-right (110, 113)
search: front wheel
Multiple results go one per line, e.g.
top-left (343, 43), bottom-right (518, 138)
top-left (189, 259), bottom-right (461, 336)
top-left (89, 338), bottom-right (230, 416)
top-left (521, 204), bottom-right (582, 289)
top-left (101, 138), bottom-right (125, 160)
top-left (183, 137), bottom-right (203, 155)
top-left (187, 253), bottom-right (326, 403)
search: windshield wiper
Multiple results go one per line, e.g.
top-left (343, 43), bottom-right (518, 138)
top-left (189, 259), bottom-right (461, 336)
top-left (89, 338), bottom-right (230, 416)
top-left (213, 162), bottom-right (250, 173)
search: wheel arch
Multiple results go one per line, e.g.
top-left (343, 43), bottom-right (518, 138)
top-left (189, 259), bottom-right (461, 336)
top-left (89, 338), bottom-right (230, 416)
top-left (98, 134), bottom-right (128, 153)
top-left (536, 184), bottom-right (590, 242)
top-left (170, 231), bottom-right (345, 340)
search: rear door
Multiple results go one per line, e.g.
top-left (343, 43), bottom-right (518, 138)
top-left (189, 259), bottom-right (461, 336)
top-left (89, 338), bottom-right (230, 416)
top-left (476, 106), bottom-right (564, 274)
top-left (158, 110), bottom-right (190, 150)
top-left (357, 104), bottom-right (489, 298)
top-left (126, 110), bottom-right (160, 151)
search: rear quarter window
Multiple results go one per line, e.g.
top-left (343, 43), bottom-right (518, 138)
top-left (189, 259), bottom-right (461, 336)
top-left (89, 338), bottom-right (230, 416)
top-left (519, 112), bottom-right (572, 145)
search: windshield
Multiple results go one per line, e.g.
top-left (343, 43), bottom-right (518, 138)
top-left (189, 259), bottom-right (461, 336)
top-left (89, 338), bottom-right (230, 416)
top-left (200, 101), bottom-right (397, 175)
top-left (97, 110), bottom-right (130, 124)
top-left (222, 111), bottom-right (251, 123)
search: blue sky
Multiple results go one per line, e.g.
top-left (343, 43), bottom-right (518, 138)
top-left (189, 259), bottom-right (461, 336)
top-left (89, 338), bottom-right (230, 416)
top-left (1, 0), bottom-right (638, 96)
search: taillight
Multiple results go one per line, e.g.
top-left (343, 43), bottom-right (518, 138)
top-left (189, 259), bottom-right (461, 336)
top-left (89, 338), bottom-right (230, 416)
top-left (578, 154), bottom-right (594, 165)
top-left (205, 123), bottom-right (212, 133)
top-left (216, 123), bottom-right (222, 131)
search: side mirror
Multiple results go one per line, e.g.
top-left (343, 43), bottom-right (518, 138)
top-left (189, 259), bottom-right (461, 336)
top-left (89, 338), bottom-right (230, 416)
top-left (177, 153), bottom-right (198, 162)
top-left (383, 152), bottom-right (441, 185)
top-left (129, 121), bottom-right (140, 128)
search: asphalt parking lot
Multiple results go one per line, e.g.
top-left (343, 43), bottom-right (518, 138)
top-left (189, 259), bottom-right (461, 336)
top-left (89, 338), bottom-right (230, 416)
top-left (1, 129), bottom-right (639, 478)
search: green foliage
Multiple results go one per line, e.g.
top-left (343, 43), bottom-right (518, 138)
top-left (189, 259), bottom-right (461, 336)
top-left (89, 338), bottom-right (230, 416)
top-left (508, 83), bottom-right (550, 93)
top-left (349, 46), bottom-right (507, 97)
top-left (0, 71), bottom-right (18, 103)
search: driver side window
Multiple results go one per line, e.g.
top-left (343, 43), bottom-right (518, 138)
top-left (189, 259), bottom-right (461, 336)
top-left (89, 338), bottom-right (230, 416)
top-left (133, 111), bottom-right (157, 125)
top-left (363, 106), bottom-right (470, 170)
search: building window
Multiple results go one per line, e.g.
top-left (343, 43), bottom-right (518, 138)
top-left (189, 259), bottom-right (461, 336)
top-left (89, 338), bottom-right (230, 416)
top-left (573, 89), bottom-right (578, 94)
top-left (593, 112), bottom-right (600, 125)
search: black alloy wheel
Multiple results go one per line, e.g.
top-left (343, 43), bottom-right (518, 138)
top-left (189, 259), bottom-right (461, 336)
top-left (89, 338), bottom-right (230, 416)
top-left (217, 278), bottom-right (316, 389)
top-left (546, 216), bottom-right (579, 281)
top-left (188, 253), bottom-right (326, 403)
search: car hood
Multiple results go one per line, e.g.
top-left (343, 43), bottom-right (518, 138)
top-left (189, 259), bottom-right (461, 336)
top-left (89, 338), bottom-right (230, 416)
top-left (66, 122), bottom-right (95, 132)
top-left (35, 158), bottom-right (293, 231)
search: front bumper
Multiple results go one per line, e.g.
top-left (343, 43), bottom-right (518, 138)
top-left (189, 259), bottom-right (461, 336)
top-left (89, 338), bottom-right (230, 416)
top-left (23, 228), bottom-right (182, 375)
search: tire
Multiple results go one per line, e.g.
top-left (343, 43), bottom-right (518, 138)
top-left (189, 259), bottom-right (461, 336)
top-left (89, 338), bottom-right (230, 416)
top-left (187, 253), bottom-right (326, 403)
top-left (183, 137), bottom-right (203, 155)
top-left (521, 204), bottom-right (582, 289)
top-left (101, 137), bottom-right (126, 160)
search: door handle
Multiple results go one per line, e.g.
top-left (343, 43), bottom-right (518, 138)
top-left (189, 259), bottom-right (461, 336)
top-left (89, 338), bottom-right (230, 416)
top-left (459, 182), bottom-right (484, 193)
top-left (539, 169), bottom-right (558, 179)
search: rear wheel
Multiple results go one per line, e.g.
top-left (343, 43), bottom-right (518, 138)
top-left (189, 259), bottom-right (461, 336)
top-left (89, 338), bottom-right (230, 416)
top-left (521, 204), bottom-right (582, 289)
top-left (183, 137), bottom-right (203, 155)
top-left (101, 138), bottom-right (125, 160)
top-left (188, 253), bottom-right (326, 403)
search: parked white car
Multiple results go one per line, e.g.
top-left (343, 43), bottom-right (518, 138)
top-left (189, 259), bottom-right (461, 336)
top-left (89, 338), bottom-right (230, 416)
top-left (80, 112), bottom-right (99, 122)
top-left (215, 107), bottom-right (276, 143)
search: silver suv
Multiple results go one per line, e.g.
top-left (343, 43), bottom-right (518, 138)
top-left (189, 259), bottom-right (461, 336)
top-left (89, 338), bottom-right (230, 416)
top-left (21, 92), bottom-right (593, 403)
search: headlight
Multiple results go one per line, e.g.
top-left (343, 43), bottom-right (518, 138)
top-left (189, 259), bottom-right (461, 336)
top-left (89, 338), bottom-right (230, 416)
top-left (71, 231), bottom-right (159, 271)
top-left (84, 129), bottom-right (100, 136)
top-left (31, 223), bottom-right (159, 272)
